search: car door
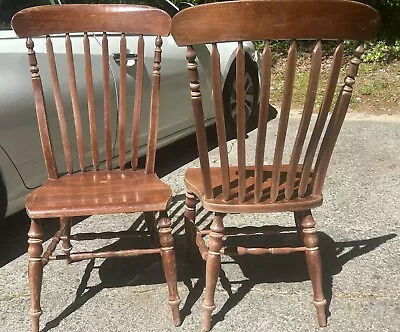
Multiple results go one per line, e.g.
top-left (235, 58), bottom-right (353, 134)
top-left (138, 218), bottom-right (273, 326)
top-left (0, 0), bottom-right (118, 188)
top-left (102, 0), bottom-right (213, 157)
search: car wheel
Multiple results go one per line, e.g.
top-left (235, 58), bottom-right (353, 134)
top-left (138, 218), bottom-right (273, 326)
top-left (223, 56), bottom-right (260, 137)
top-left (0, 177), bottom-right (6, 224)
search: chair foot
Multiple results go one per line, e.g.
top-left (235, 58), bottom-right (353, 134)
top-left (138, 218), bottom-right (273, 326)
top-left (158, 214), bottom-right (181, 326)
top-left (184, 192), bottom-right (197, 260)
top-left (28, 219), bottom-right (43, 332)
top-left (202, 213), bottom-right (224, 332)
top-left (314, 299), bottom-right (327, 327)
top-left (300, 210), bottom-right (327, 327)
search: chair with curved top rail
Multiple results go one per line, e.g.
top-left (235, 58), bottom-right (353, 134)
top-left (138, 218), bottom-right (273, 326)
top-left (171, 0), bottom-right (380, 330)
top-left (12, 4), bottom-right (180, 331)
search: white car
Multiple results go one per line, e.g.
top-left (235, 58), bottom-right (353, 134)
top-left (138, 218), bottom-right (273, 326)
top-left (0, 0), bottom-right (260, 221)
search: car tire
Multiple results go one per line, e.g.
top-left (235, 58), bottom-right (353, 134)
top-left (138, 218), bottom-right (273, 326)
top-left (223, 56), bottom-right (260, 137)
top-left (0, 177), bottom-right (7, 224)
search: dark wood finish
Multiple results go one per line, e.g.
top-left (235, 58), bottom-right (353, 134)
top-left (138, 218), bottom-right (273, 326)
top-left (186, 46), bottom-right (213, 198)
top-left (118, 33), bottom-right (127, 169)
top-left (28, 219), bottom-right (43, 332)
top-left (171, 0), bottom-right (380, 46)
top-left (171, 0), bottom-right (379, 330)
top-left (46, 36), bottom-right (73, 174)
top-left (211, 44), bottom-right (230, 201)
top-left (83, 32), bottom-right (99, 171)
top-left (203, 213), bottom-right (224, 332)
top-left (12, 4), bottom-right (171, 37)
top-left (299, 42), bottom-right (344, 197)
top-left (25, 170), bottom-right (172, 218)
top-left (254, 41), bottom-right (271, 203)
top-left (131, 35), bottom-right (145, 170)
top-left (66, 33), bottom-right (86, 172)
top-left (102, 32), bottom-right (112, 170)
top-left (271, 40), bottom-right (296, 202)
top-left (12, 5), bottom-right (179, 330)
top-left (145, 36), bottom-right (162, 174)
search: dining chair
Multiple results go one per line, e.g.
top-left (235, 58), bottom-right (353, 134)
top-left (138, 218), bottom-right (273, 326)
top-left (171, 0), bottom-right (380, 330)
top-left (12, 4), bottom-right (180, 331)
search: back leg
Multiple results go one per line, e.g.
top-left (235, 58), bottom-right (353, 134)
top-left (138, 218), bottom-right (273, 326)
top-left (184, 191), bottom-right (197, 259)
top-left (300, 210), bottom-right (327, 327)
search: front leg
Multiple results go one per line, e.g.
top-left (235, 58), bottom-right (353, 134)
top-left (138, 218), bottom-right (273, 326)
top-left (28, 219), bottom-right (43, 332)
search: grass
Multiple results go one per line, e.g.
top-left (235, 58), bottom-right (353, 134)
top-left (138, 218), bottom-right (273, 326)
top-left (268, 55), bottom-right (400, 116)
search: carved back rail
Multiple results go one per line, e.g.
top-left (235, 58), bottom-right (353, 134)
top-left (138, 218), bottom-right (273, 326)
top-left (11, 4), bottom-right (171, 179)
top-left (171, 0), bottom-right (380, 203)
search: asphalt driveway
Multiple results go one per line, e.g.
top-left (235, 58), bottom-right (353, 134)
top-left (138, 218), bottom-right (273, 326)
top-left (0, 113), bottom-right (399, 332)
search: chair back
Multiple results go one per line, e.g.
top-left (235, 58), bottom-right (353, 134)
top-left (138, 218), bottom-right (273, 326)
top-left (171, 0), bottom-right (380, 203)
top-left (12, 4), bottom-right (170, 179)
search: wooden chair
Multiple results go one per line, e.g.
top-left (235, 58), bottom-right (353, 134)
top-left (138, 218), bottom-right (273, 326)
top-left (171, 0), bottom-right (380, 330)
top-left (12, 5), bottom-right (180, 331)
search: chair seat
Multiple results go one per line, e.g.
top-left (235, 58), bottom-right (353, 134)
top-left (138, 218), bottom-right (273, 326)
top-left (26, 169), bottom-right (172, 218)
top-left (185, 165), bottom-right (323, 214)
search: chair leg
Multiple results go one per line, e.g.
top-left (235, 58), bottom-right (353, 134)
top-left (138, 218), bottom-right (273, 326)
top-left (184, 192), bottom-right (197, 259)
top-left (294, 211), bottom-right (304, 242)
top-left (28, 219), bottom-right (43, 332)
top-left (300, 210), bottom-right (327, 327)
top-left (158, 213), bottom-right (181, 326)
top-left (60, 217), bottom-right (72, 262)
top-left (203, 213), bottom-right (224, 332)
top-left (144, 212), bottom-right (160, 248)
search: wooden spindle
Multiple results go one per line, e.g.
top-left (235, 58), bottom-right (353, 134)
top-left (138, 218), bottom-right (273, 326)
top-left (313, 43), bottom-right (364, 195)
top-left (66, 33), bottom-right (86, 172)
top-left (145, 36), bottom-right (162, 174)
top-left (211, 43), bottom-right (230, 201)
top-left (102, 32), bottom-right (112, 170)
top-left (254, 41), bottom-right (272, 203)
top-left (236, 42), bottom-right (246, 203)
top-left (26, 37), bottom-right (57, 179)
top-left (271, 40), bottom-right (297, 202)
top-left (285, 41), bottom-right (322, 200)
top-left (118, 33), bottom-right (127, 169)
top-left (131, 35), bottom-right (144, 170)
top-left (83, 33), bottom-right (99, 171)
top-left (186, 46), bottom-right (213, 199)
top-left (298, 42), bottom-right (344, 197)
top-left (46, 35), bottom-right (73, 174)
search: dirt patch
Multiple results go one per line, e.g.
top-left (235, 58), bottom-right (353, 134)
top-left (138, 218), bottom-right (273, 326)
top-left (269, 57), bottom-right (400, 116)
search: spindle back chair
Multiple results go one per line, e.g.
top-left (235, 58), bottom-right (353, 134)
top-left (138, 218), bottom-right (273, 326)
top-left (12, 4), bottom-right (180, 331)
top-left (171, 0), bottom-right (380, 330)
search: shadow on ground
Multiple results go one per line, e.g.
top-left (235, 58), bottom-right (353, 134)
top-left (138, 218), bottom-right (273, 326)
top-left (39, 193), bottom-right (396, 331)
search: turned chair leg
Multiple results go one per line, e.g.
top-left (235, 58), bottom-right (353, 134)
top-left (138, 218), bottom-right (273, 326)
top-left (158, 212), bottom-right (181, 326)
top-left (184, 191), bottom-right (197, 259)
top-left (28, 219), bottom-right (43, 332)
top-left (60, 217), bottom-right (72, 262)
top-left (203, 213), bottom-right (224, 332)
top-left (144, 211), bottom-right (160, 248)
top-left (294, 211), bottom-right (304, 242)
top-left (300, 210), bottom-right (327, 327)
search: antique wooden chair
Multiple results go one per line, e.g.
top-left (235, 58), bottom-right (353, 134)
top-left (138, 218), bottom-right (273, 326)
top-left (12, 4), bottom-right (180, 331)
top-left (171, 0), bottom-right (380, 330)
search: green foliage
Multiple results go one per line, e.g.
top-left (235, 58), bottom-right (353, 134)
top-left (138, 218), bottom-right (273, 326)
top-left (363, 40), bottom-right (400, 62)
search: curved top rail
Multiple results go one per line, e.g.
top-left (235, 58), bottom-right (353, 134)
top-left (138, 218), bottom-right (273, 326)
top-left (12, 4), bottom-right (171, 37)
top-left (171, 0), bottom-right (380, 46)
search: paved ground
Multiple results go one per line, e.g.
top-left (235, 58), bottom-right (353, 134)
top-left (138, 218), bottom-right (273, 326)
top-left (1, 114), bottom-right (399, 332)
